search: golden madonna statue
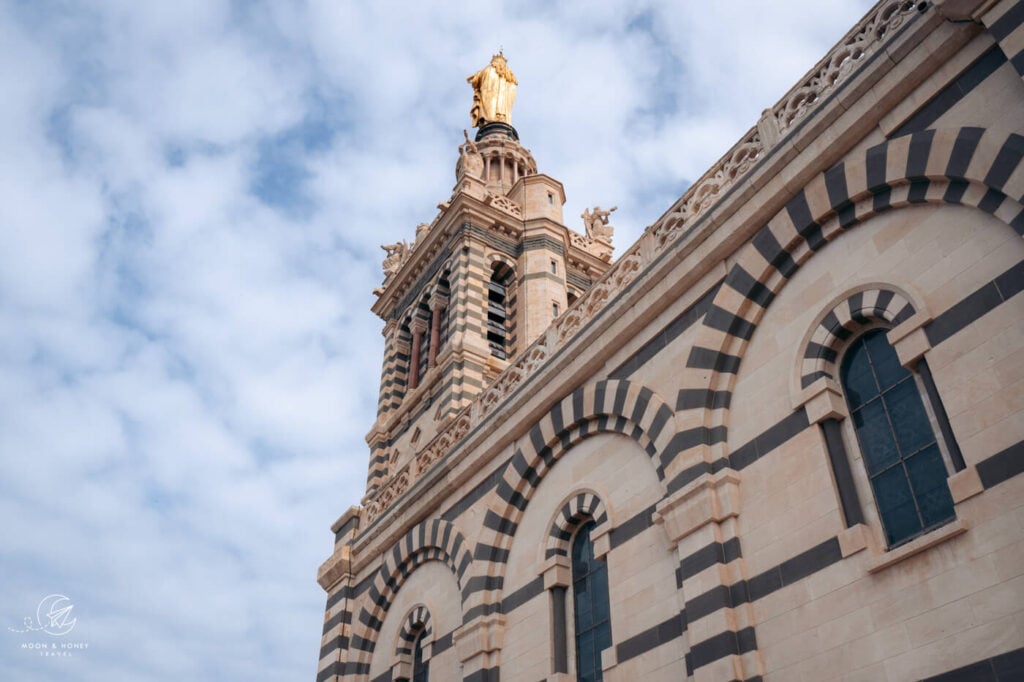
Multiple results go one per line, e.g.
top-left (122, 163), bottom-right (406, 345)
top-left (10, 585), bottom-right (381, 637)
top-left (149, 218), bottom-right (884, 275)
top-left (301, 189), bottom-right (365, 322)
top-left (467, 52), bottom-right (518, 127)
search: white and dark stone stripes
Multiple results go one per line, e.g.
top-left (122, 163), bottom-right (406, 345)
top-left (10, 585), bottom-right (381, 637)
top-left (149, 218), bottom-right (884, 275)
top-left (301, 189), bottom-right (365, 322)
top-left (891, 46), bottom-right (1007, 138)
top-left (345, 518), bottom-right (474, 676)
top-left (472, 379), bottom-right (676, 623)
top-left (682, 537), bottom-right (842, 677)
top-left (544, 492), bottom-right (609, 559)
top-left (376, 326), bottom-right (409, 417)
top-left (800, 288), bottom-right (916, 388)
top-left (318, 583), bottom-right (354, 682)
top-left (325, 437), bottom-right (1024, 681)
top-left (613, 610), bottom-right (688, 671)
top-left (670, 127), bottom-right (1024, 680)
top-left (925, 259), bottom-right (1024, 346)
top-left (670, 126), bottom-right (1024, 486)
top-left (364, 447), bottom-right (390, 495)
top-left (977, 438), bottom-right (1024, 491)
top-left (394, 605), bottom-right (431, 657)
top-left (986, 0), bottom-right (1024, 79)
top-left (920, 645), bottom-right (1024, 681)
top-left (576, 534), bottom-right (843, 677)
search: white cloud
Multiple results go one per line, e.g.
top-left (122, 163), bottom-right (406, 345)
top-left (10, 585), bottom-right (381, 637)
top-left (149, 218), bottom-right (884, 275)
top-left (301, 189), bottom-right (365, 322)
top-left (0, 1), bottom-right (875, 679)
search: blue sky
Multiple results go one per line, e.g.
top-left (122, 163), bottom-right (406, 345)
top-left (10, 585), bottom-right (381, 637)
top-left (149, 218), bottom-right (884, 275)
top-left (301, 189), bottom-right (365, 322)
top-left (0, 1), bottom-right (874, 679)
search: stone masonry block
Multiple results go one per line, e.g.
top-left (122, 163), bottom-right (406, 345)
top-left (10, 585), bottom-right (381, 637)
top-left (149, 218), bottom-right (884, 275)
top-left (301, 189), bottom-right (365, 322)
top-left (317, 544), bottom-right (352, 590)
top-left (601, 646), bottom-right (618, 672)
top-left (948, 466), bottom-right (984, 504)
top-left (838, 523), bottom-right (874, 557)
top-left (653, 469), bottom-right (742, 547)
top-left (454, 613), bottom-right (506, 663)
top-left (392, 656), bottom-right (411, 680)
top-left (889, 311), bottom-right (933, 369)
top-left (796, 377), bottom-right (849, 423)
top-left (592, 524), bottom-right (612, 560)
top-left (540, 555), bottom-right (571, 590)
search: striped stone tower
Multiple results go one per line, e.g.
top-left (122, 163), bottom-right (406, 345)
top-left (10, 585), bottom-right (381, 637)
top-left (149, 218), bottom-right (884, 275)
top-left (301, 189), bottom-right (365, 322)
top-left (361, 104), bottom-right (614, 513)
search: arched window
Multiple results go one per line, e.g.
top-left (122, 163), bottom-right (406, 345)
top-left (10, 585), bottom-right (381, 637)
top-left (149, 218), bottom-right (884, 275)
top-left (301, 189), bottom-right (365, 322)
top-left (571, 520), bottom-right (611, 682)
top-left (840, 329), bottom-right (955, 546)
top-left (434, 276), bottom-right (451, 357)
top-left (395, 606), bottom-right (431, 682)
top-left (412, 628), bottom-right (429, 682)
top-left (397, 322), bottom-right (413, 399)
top-left (487, 263), bottom-right (515, 359)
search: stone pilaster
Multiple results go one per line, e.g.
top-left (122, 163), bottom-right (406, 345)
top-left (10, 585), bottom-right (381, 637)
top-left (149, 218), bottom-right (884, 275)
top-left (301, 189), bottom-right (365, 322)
top-left (454, 613), bottom-right (505, 682)
top-left (316, 537), bottom-right (356, 682)
top-left (654, 469), bottom-right (764, 681)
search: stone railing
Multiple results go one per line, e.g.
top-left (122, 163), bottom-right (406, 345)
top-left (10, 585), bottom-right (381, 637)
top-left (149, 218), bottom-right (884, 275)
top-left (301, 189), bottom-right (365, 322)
top-left (484, 192), bottom-right (523, 219)
top-left (772, 0), bottom-right (919, 132)
top-left (361, 0), bottom-right (920, 525)
top-left (569, 231), bottom-right (614, 263)
top-left (649, 0), bottom-right (917, 246)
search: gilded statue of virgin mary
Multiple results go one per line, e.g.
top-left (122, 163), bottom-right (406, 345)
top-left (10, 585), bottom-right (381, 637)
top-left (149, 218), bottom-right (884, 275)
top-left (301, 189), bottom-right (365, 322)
top-left (467, 52), bottom-right (517, 127)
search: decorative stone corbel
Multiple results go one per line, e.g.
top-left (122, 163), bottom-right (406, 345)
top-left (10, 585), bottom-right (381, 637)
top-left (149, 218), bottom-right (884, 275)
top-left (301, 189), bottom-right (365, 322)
top-left (454, 613), bottom-right (505, 672)
top-left (392, 654), bottom-right (412, 681)
top-left (331, 505), bottom-right (362, 546)
top-left (429, 292), bottom-right (450, 311)
top-left (591, 522), bottom-right (612, 561)
top-left (652, 469), bottom-right (742, 547)
top-left (317, 543), bottom-right (353, 591)
top-left (796, 377), bottom-right (849, 424)
top-left (410, 316), bottom-right (429, 336)
top-left (539, 555), bottom-right (571, 589)
top-left (948, 466), bottom-right (984, 504)
top-left (887, 310), bottom-right (933, 369)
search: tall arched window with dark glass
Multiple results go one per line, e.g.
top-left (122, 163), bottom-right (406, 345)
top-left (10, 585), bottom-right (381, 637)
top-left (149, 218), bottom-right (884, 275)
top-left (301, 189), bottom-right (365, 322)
top-left (840, 328), bottom-right (955, 546)
top-left (571, 520), bottom-right (611, 682)
top-left (411, 628), bottom-right (428, 682)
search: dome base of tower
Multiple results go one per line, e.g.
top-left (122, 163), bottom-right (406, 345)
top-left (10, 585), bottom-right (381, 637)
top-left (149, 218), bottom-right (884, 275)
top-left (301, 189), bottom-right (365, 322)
top-left (475, 121), bottom-right (519, 142)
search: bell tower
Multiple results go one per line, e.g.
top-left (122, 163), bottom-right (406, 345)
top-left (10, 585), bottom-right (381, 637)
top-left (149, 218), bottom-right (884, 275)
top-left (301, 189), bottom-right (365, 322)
top-left (362, 54), bottom-right (616, 501)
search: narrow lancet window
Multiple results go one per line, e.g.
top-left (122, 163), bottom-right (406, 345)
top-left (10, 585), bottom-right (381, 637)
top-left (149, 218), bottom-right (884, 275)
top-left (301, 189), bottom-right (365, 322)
top-left (412, 628), bottom-right (429, 682)
top-left (572, 520), bottom-right (611, 682)
top-left (487, 263), bottom-right (514, 359)
top-left (840, 329), bottom-right (955, 546)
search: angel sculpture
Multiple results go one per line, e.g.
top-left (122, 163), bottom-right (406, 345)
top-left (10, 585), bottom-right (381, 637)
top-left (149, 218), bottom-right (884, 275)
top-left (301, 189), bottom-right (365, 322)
top-left (381, 241), bottom-right (409, 278)
top-left (458, 129), bottom-right (484, 179)
top-left (581, 205), bottom-right (617, 242)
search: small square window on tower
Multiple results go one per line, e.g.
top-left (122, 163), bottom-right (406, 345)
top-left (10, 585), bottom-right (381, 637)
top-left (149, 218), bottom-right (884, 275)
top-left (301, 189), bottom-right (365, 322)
top-left (547, 192), bottom-right (554, 205)
top-left (550, 260), bottom-right (558, 275)
top-left (552, 302), bottom-right (559, 317)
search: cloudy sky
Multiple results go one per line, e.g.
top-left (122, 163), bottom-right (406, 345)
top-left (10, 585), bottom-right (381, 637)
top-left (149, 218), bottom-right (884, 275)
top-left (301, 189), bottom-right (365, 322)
top-left (0, 1), bottom-right (875, 679)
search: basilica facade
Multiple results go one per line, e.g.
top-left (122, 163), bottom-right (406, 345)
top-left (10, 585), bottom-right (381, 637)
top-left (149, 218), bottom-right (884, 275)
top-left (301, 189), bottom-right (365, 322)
top-left (316, 1), bottom-right (1024, 680)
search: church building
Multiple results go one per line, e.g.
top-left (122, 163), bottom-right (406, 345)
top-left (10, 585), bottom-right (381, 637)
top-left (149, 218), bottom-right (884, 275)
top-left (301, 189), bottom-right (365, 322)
top-left (317, 1), bottom-right (1024, 679)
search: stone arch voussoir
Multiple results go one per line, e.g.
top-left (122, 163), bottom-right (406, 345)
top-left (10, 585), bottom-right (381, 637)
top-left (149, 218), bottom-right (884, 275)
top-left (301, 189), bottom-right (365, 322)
top-left (466, 379), bottom-right (676, 621)
top-left (798, 286), bottom-right (919, 390)
top-left (544, 490), bottom-right (610, 560)
top-left (349, 518), bottom-right (473, 677)
top-left (395, 604), bottom-right (432, 658)
top-left (673, 126), bottom-right (1024, 478)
